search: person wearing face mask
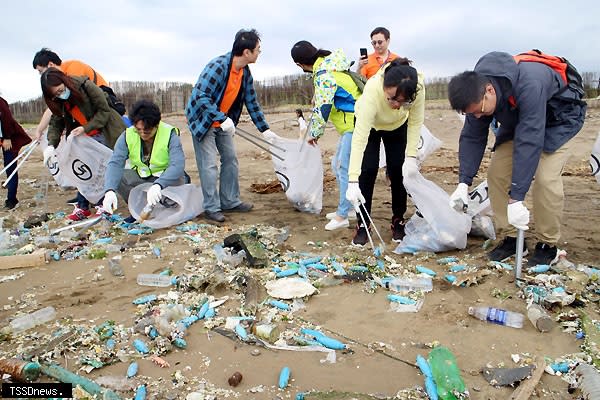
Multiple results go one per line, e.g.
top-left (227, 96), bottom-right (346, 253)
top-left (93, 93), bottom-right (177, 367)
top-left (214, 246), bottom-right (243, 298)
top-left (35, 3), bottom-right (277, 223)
top-left (40, 67), bottom-right (126, 221)
top-left (358, 27), bottom-right (400, 80)
top-left (346, 59), bottom-right (425, 246)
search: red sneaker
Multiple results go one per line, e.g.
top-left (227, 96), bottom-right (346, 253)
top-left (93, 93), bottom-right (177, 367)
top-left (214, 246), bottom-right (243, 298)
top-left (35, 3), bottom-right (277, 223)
top-left (67, 207), bottom-right (92, 221)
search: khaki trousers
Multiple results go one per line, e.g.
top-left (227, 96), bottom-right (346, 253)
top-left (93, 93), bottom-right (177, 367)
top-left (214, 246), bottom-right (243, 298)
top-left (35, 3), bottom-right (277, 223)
top-left (487, 140), bottom-right (571, 245)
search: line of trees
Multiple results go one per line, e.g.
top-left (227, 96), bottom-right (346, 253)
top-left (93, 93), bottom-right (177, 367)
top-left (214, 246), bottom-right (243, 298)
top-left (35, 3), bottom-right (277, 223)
top-left (9, 72), bottom-right (600, 123)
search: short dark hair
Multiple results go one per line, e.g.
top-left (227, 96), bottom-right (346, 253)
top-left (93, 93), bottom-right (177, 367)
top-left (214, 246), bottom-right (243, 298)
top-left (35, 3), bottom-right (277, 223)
top-left (448, 71), bottom-right (489, 112)
top-left (371, 27), bottom-right (390, 40)
top-left (129, 99), bottom-right (161, 129)
top-left (290, 40), bottom-right (331, 66)
top-left (383, 58), bottom-right (419, 102)
top-left (33, 48), bottom-right (62, 69)
top-left (232, 29), bottom-right (261, 56)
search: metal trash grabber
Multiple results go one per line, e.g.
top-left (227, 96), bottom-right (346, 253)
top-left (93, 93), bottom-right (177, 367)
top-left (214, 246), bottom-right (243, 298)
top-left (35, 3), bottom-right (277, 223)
top-left (355, 200), bottom-right (386, 252)
top-left (235, 128), bottom-right (285, 161)
top-left (0, 140), bottom-right (38, 176)
top-left (50, 213), bottom-right (104, 236)
top-left (2, 141), bottom-right (40, 187)
top-left (515, 228), bottom-right (525, 280)
top-left (236, 127), bottom-right (287, 153)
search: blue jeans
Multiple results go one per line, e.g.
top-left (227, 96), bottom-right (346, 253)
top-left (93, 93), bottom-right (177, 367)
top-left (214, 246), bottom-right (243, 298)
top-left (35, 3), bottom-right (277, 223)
top-left (2, 148), bottom-right (18, 203)
top-left (331, 131), bottom-right (353, 218)
top-left (192, 127), bottom-right (241, 213)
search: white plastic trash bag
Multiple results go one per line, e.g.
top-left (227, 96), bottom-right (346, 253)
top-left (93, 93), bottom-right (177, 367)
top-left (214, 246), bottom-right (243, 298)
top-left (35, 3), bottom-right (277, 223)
top-left (395, 172), bottom-right (471, 253)
top-left (38, 134), bottom-right (77, 189)
top-left (57, 135), bottom-right (112, 203)
top-left (379, 125), bottom-right (441, 168)
top-left (590, 132), bottom-right (600, 185)
top-left (129, 182), bottom-right (204, 229)
top-left (270, 135), bottom-right (323, 214)
top-left (467, 180), bottom-right (495, 239)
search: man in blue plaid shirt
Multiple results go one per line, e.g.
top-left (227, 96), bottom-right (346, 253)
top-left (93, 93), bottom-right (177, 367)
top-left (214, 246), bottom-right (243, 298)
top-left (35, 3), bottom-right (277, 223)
top-left (186, 29), bottom-right (275, 223)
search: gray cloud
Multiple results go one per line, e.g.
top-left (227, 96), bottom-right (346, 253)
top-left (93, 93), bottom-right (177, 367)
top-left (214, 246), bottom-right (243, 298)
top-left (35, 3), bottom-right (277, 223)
top-left (1, 0), bottom-right (598, 103)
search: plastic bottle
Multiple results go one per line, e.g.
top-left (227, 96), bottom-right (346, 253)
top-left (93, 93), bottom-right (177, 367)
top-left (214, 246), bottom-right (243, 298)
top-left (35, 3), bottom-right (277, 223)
top-left (526, 303), bottom-right (554, 332)
top-left (108, 258), bottom-right (124, 277)
top-left (139, 204), bottom-right (154, 222)
top-left (10, 306), bottom-right (57, 333)
top-left (468, 306), bottom-right (524, 328)
top-left (136, 273), bottom-right (171, 287)
top-left (278, 366), bottom-right (291, 389)
top-left (427, 346), bottom-right (468, 400)
top-left (0, 358), bottom-right (41, 382)
top-left (34, 236), bottom-right (60, 247)
top-left (383, 276), bottom-right (433, 293)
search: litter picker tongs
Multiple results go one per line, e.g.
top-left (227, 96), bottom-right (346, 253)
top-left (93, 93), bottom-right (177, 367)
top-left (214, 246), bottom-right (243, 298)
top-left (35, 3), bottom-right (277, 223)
top-left (355, 200), bottom-right (386, 253)
top-left (1, 140), bottom-right (40, 187)
top-left (235, 127), bottom-right (286, 161)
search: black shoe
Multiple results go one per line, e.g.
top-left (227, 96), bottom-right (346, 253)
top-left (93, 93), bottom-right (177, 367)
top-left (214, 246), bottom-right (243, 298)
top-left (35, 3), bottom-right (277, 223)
top-left (352, 226), bottom-right (370, 247)
top-left (528, 242), bottom-right (559, 266)
top-left (487, 236), bottom-right (528, 262)
top-left (124, 215), bottom-right (136, 224)
top-left (224, 202), bottom-right (253, 212)
top-left (4, 199), bottom-right (18, 210)
top-left (391, 217), bottom-right (406, 243)
top-left (205, 211), bottom-right (226, 222)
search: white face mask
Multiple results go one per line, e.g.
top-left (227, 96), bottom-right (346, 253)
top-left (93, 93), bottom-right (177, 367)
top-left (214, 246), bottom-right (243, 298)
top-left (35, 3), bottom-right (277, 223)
top-left (58, 88), bottom-right (71, 100)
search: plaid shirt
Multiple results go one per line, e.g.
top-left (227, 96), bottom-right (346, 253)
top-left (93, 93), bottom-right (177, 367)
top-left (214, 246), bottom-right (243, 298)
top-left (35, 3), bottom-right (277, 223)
top-left (186, 52), bottom-right (269, 139)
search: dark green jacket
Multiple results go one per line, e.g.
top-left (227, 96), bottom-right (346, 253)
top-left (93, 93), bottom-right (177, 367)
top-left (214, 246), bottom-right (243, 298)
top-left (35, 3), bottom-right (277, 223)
top-left (47, 76), bottom-right (125, 149)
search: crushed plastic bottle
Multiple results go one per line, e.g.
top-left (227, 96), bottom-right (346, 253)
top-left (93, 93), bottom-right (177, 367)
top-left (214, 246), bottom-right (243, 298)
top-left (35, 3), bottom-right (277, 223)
top-left (380, 276), bottom-right (433, 293)
top-left (428, 346), bottom-right (468, 400)
top-left (468, 306), bottom-right (524, 328)
top-left (136, 273), bottom-right (171, 287)
top-left (10, 306), bottom-right (57, 333)
top-left (108, 258), bottom-right (124, 277)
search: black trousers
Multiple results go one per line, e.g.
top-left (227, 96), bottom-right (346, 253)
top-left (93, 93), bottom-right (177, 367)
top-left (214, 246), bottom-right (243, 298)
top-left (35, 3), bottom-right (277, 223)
top-left (357, 122), bottom-right (408, 228)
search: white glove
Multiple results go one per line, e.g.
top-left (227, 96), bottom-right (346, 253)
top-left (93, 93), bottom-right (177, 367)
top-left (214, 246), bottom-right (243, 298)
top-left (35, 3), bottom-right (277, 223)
top-left (402, 157), bottom-right (419, 179)
top-left (102, 190), bottom-right (118, 214)
top-left (146, 184), bottom-right (163, 207)
top-left (43, 146), bottom-right (55, 165)
top-left (507, 201), bottom-right (530, 231)
top-left (220, 117), bottom-right (235, 134)
top-left (449, 182), bottom-right (469, 210)
top-left (346, 182), bottom-right (365, 211)
top-left (262, 129), bottom-right (278, 141)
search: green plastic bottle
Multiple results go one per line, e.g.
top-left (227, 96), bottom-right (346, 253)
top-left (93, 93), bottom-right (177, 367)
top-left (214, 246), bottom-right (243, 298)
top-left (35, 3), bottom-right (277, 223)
top-left (427, 346), bottom-right (468, 400)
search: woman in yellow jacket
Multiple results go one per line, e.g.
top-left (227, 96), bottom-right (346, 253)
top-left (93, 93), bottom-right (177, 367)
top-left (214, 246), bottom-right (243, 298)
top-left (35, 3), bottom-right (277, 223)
top-left (346, 59), bottom-right (425, 246)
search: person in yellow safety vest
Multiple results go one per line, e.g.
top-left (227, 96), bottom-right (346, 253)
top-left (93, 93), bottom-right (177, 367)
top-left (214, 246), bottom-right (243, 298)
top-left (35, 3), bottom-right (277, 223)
top-left (102, 100), bottom-right (187, 217)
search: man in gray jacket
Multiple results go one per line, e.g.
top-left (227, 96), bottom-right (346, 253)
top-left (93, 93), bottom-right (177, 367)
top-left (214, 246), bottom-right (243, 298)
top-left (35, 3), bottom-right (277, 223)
top-left (447, 51), bottom-right (586, 266)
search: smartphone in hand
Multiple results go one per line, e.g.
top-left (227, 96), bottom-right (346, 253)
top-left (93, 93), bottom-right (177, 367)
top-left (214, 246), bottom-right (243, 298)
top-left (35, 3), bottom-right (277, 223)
top-left (360, 48), bottom-right (368, 60)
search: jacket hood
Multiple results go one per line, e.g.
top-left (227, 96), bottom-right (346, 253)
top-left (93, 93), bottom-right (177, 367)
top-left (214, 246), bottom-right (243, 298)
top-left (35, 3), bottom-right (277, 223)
top-left (314, 49), bottom-right (351, 75)
top-left (474, 51), bottom-right (519, 85)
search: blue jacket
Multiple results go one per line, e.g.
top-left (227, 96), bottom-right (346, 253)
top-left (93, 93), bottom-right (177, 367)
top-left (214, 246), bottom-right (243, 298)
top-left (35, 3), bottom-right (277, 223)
top-left (459, 51), bottom-right (586, 200)
top-left (185, 52), bottom-right (269, 140)
top-left (104, 129), bottom-right (185, 192)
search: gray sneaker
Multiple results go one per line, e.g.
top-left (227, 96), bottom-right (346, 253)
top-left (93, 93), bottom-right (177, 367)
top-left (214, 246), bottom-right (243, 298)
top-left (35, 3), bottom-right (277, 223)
top-left (224, 202), bottom-right (253, 212)
top-left (205, 211), bottom-right (225, 222)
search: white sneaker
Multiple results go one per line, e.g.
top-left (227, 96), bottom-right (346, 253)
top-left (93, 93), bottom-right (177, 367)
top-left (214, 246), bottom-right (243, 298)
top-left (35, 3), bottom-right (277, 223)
top-left (326, 211), bottom-right (356, 220)
top-left (325, 218), bottom-right (349, 231)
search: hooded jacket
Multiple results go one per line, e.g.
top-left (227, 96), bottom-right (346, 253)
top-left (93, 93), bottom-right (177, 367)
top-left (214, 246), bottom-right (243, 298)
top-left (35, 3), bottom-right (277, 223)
top-left (0, 96), bottom-right (32, 154)
top-left (308, 49), bottom-right (361, 139)
top-left (458, 51), bottom-right (586, 201)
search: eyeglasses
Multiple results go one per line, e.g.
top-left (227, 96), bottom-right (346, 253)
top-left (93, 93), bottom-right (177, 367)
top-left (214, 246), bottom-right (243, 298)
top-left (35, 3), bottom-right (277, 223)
top-left (386, 94), bottom-right (413, 108)
top-left (371, 40), bottom-right (385, 46)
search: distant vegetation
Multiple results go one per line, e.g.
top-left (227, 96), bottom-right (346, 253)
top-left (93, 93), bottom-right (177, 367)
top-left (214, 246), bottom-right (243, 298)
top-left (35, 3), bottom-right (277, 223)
top-left (9, 72), bottom-right (600, 124)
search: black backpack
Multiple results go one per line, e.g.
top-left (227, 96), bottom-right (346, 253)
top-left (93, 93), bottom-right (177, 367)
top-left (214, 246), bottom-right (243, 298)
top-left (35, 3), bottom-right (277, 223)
top-left (90, 69), bottom-right (126, 116)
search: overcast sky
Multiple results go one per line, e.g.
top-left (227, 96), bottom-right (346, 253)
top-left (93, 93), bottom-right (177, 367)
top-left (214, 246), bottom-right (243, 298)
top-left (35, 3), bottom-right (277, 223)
top-left (1, 0), bottom-right (598, 103)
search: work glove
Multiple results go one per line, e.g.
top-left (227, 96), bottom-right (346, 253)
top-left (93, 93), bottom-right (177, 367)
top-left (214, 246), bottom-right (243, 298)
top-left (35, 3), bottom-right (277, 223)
top-left (402, 157), bottom-right (419, 179)
top-left (43, 146), bottom-right (55, 165)
top-left (507, 201), bottom-right (529, 231)
top-left (346, 182), bottom-right (365, 212)
top-left (102, 190), bottom-right (118, 214)
top-left (449, 182), bottom-right (469, 211)
top-left (220, 117), bottom-right (235, 135)
top-left (146, 184), bottom-right (163, 207)
top-left (261, 129), bottom-right (278, 142)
